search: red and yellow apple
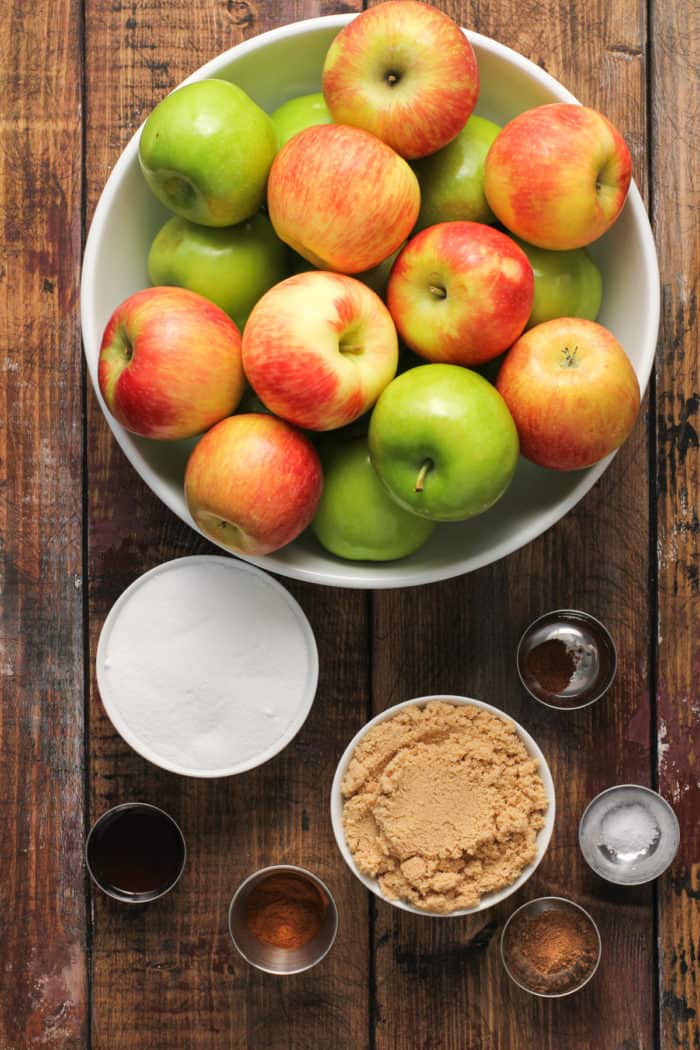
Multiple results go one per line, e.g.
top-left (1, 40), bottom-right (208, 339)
top-left (184, 413), bottom-right (323, 555)
top-left (484, 104), bottom-right (632, 250)
top-left (387, 222), bottom-right (534, 366)
top-left (98, 286), bottom-right (244, 440)
top-left (242, 271), bottom-right (398, 431)
top-left (496, 317), bottom-right (640, 470)
top-left (322, 1), bottom-right (478, 160)
top-left (266, 123), bottom-right (420, 273)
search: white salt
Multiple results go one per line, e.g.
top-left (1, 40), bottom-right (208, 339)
top-left (97, 558), bottom-right (317, 774)
top-left (598, 802), bottom-right (660, 857)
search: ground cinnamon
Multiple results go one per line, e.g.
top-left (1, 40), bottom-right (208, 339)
top-left (523, 637), bottom-right (578, 694)
top-left (503, 905), bottom-right (599, 994)
top-left (245, 873), bottom-right (327, 950)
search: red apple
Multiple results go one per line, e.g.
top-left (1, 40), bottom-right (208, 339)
top-left (496, 317), bottom-right (640, 470)
top-left (322, 1), bottom-right (478, 160)
top-left (242, 271), bottom-right (398, 431)
top-left (266, 123), bottom-right (420, 273)
top-left (484, 104), bottom-right (632, 250)
top-left (184, 414), bottom-right (323, 555)
top-left (98, 286), bottom-right (244, 440)
top-left (386, 222), bottom-right (534, 366)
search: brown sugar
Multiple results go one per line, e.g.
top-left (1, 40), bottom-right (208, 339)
top-left (341, 700), bottom-right (549, 914)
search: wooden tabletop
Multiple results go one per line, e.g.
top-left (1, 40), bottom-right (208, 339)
top-left (2, 0), bottom-right (698, 1046)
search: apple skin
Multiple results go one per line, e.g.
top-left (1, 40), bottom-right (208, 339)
top-left (184, 413), bottom-right (323, 555)
top-left (242, 271), bottom-right (398, 431)
top-left (369, 363), bottom-right (520, 521)
top-left (484, 104), bottom-right (632, 249)
top-left (270, 92), bottom-right (332, 148)
top-left (289, 245), bottom-right (402, 298)
top-left (496, 317), bottom-right (640, 470)
top-left (138, 79), bottom-right (277, 227)
top-left (267, 123), bottom-right (420, 272)
top-left (514, 238), bottom-right (603, 329)
top-left (147, 213), bottom-right (291, 331)
top-left (98, 286), bottom-right (244, 440)
top-left (322, 0), bottom-right (479, 160)
top-left (312, 436), bottom-right (435, 561)
top-left (387, 222), bottom-right (534, 366)
top-left (412, 115), bottom-right (501, 231)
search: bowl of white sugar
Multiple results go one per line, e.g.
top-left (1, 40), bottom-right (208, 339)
top-left (96, 556), bottom-right (319, 777)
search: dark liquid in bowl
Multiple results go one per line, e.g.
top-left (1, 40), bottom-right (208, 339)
top-left (87, 805), bottom-right (185, 900)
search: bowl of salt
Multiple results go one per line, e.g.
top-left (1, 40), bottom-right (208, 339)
top-left (578, 784), bottom-right (680, 885)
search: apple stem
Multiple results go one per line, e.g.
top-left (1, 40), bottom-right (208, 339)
top-left (385, 71), bottom-right (401, 86)
top-left (428, 284), bottom-right (447, 300)
top-left (561, 345), bottom-right (579, 367)
top-left (339, 343), bottom-right (363, 355)
top-left (415, 458), bottom-right (433, 493)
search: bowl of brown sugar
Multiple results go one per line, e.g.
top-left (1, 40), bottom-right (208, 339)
top-left (501, 896), bottom-right (602, 997)
top-left (331, 696), bottom-right (556, 916)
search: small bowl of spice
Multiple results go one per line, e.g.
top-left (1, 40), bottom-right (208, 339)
top-left (501, 896), bottom-right (601, 997)
top-left (228, 865), bottom-right (338, 975)
top-left (516, 609), bottom-right (617, 710)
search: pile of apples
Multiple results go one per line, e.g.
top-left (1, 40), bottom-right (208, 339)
top-left (98, 0), bottom-right (641, 562)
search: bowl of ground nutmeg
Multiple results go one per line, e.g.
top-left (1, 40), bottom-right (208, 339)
top-left (330, 696), bottom-right (555, 916)
top-left (501, 896), bottom-right (602, 997)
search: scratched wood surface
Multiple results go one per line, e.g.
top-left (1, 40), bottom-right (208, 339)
top-left (0, 2), bottom-right (88, 1047)
top-left (2, 0), bottom-right (698, 1046)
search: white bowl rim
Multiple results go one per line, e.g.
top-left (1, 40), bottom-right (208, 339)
top-left (80, 14), bottom-right (660, 590)
top-left (95, 555), bottom-right (319, 777)
top-left (330, 693), bottom-right (556, 916)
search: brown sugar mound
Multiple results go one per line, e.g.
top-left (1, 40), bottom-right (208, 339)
top-left (341, 701), bottom-right (549, 914)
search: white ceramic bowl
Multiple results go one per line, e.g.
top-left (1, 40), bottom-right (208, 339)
top-left (330, 695), bottom-right (556, 916)
top-left (81, 16), bottom-right (659, 590)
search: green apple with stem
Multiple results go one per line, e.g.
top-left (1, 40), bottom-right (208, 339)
top-left (147, 213), bottom-right (291, 330)
top-left (313, 435), bottom-right (435, 560)
top-left (270, 92), bottom-right (332, 148)
top-left (369, 364), bottom-right (519, 521)
top-left (139, 79), bottom-right (277, 227)
top-left (513, 238), bottom-right (603, 328)
top-left (412, 114), bottom-right (500, 231)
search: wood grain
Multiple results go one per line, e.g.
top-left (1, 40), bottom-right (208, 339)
top-left (84, 3), bottom-right (369, 1047)
top-left (369, 1), bottom-right (654, 1048)
top-left (0, 1), bottom-right (87, 1046)
top-left (651, 1), bottom-right (700, 1047)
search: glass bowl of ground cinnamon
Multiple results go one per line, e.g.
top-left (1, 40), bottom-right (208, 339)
top-left (516, 609), bottom-right (617, 710)
top-left (228, 865), bottom-right (338, 975)
top-left (501, 896), bottom-right (602, 997)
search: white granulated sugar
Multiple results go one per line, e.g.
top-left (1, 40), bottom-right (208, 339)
top-left (99, 560), bottom-right (315, 772)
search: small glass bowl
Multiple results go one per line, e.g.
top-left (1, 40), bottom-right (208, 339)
top-left (501, 896), bottom-right (602, 998)
top-left (579, 784), bottom-right (680, 885)
top-left (516, 609), bottom-right (617, 710)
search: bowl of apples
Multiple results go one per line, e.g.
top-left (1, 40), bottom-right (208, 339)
top-left (81, 3), bottom-right (659, 589)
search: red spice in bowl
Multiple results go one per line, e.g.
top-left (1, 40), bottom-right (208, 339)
top-left (501, 897), bottom-right (601, 996)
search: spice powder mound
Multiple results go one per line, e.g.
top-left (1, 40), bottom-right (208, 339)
top-left (341, 700), bottom-right (550, 914)
top-left (245, 873), bottom-right (327, 950)
top-left (503, 905), bottom-right (599, 994)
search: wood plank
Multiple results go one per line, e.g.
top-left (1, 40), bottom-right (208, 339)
top-left (651, 2), bottom-right (700, 1046)
top-left (370, 1), bottom-right (654, 1047)
top-left (83, 2), bottom-right (369, 1047)
top-left (0, 0), bottom-right (87, 1046)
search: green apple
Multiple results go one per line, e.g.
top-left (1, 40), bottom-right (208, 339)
top-left (312, 436), bottom-right (435, 560)
top-left (412, 115), bottom-right (501, 231)
top-left (369, 364), bottom-right (519, 521)
top-left (139, 79), bottom-right (277, 227)
top-left (514, 238), bottom-right (603, 328)
top-left (147, 213), bottom-right (291, 330)
top-left (270, 92), bottom-right (332, 149)
top-left (289, 247), bottom-right (401, 298)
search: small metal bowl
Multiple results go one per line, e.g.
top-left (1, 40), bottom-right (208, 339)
top-left (501, 896), bottom-right (602, 998)
top-left (516, 609), bottom-right (617, 710)
top-left (579, 784), bottom-right (680, 885)
top-left (228, 865), bottom-right (338, 975)
top-left (85, 802), bottom-right (186, 904)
